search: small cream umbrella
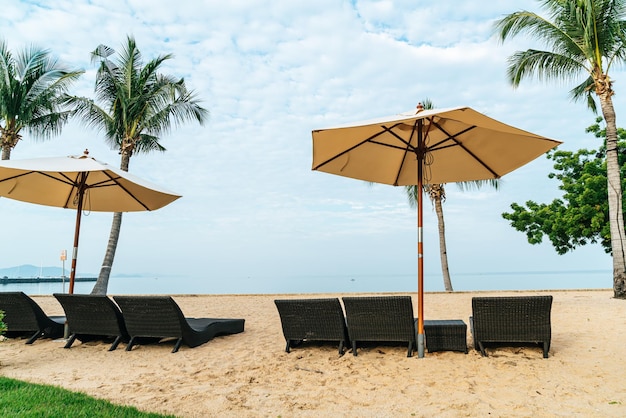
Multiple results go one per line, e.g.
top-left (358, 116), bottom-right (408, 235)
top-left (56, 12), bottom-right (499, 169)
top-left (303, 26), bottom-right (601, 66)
top-left (0, 150), bottom-right (181, 293)
top-left (312, 104), bottom-right (562, 357)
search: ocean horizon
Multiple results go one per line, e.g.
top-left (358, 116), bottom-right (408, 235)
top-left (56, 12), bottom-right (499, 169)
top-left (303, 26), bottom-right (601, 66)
top-left (0, 269), bottom-right (613, 296)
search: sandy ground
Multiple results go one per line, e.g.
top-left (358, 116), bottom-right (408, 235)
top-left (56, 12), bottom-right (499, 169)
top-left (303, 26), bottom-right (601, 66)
top-left (1, 290), bottom-right (626, 417)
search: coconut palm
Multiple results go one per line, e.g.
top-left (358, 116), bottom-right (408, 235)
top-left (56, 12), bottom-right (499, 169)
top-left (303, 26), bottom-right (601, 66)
top-left (404, 183), bottom-right (453, 291)
top-left (494, 0), bottom-right (626, 298)
top-left (0, 40), bottom-right (83, 160)
top-left (66, 36), bottom-right (208, 294)
top-left (405, 181), bottom-right (499, 292)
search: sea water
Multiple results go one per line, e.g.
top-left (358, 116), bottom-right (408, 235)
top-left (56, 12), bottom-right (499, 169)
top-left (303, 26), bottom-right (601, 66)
top-left (0, 269), bottom-right (612, 296)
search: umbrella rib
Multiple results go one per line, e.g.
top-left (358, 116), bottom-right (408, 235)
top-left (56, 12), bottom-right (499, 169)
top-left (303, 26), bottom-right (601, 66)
top-left (312, 130), bottom-right (389, 170)
top-left (379, 124), bottom-right (417, 150)
top-left (0, 170), bottom-right (76, 188)
top-left (390, 120), bottom-right (419, 186)
top-left (101, 171), bottom-right (151, 211)
top-left (430, 121), bottom-right (501, 178)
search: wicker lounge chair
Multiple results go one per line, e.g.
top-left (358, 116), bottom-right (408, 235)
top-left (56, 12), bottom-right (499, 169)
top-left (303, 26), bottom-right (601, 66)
top-left (274, 298), bottom-right (350, 355)
top-left (53, 293), bottom-right (130, 351)
top-left (0, 291), bottom-right (65, 344)
top-left (342, 295), bottom-right (417, 357)
top-left (113, 295), bottom-right (245, 353)
top-left (470, 295), bottom-right (553, 358)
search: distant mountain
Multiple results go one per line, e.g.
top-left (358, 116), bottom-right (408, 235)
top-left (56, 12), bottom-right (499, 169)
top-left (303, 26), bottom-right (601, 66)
top-left (0, 264), bottom-right (69, 278)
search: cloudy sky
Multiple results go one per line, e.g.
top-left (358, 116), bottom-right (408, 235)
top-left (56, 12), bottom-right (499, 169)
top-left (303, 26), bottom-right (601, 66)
top-left (0, 0), bottom-right (621, 291)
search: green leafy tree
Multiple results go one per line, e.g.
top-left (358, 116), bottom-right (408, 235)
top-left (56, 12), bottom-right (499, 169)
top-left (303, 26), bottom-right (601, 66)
top-left (502, 117), bottom-right (626, 255)
top-left (494, 0), bottom-right (626, 298)
top-left (0, 310), bottom-right (6, 335)
top-left (0, 40), bottom-right (83, 160)
top-left (66, 36), bottom-right (208, 295)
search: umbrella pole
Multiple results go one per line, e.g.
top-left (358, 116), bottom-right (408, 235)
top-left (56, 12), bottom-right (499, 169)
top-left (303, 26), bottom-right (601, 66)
top-left (68, 173), bottom-right (87, 294)
top-left (417, 124), bottom-right (425, 358)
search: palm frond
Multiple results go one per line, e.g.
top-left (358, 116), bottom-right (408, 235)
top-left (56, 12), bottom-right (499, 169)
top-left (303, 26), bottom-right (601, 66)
top-left (507, 49), bottom-right (588, 86)
top-left (455, 179), bottom-right (500, 192)
top-left (495, 0), bottom-right (626, 93)
top-left (76, 36), bottom-right (208, 159)
top-left (0, 40), bottom-right (83, 144)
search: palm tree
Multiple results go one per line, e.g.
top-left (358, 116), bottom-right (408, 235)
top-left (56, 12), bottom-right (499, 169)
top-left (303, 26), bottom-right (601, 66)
top-left (405, 181), bottom-right (499, 292)
top-left (66, 36), bottom-right (208, 295)
top-left (0, 40), bottom-right (83, 160)
top-left (494, 0), bottom-right (626, 298)
top-left (405, 184), bottom-right (453, 291)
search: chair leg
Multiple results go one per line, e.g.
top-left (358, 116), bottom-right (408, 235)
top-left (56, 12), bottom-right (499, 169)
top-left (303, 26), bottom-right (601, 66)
top-left (172, 338), bottom-right (183, 353)
top-left (109, 336), bottom-right (122, 351)
top-left (285, 340), bottom-right (291, 353)
top-left (543, 342), bottom-right (549, 358)
top-left (407, 341), bottom-right (414, 357)
top-left (64, 334), bottom-right (77, 349)
top-left (26, 331), bottom-right (41, 345)
top-left (338, 341), bottom-right (345, 356)
top-left (126, 337), bottom-right (136, 351)
top-left (352, 341), bottom-right (358, 356)
top-left (478, 341), bottom-right (487, 357)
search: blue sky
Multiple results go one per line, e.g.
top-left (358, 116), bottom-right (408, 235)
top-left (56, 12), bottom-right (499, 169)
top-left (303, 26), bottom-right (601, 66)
top-left (0, 0), bottom-right (621, 290)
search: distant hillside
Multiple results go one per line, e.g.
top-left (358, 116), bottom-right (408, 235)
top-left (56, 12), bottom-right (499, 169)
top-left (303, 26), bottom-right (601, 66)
top-left (0, 264), bottom-right (68, 278)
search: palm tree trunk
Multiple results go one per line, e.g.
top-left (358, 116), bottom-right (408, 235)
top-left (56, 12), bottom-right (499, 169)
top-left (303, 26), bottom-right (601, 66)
top-left (599, 93), bottom-right (626, 298)
top-left (90, 152), bottom-right (131, 295)
top-left (90, 212), bottom-right (122, 295)
top-left (433, 195), bottom-right (453, 291)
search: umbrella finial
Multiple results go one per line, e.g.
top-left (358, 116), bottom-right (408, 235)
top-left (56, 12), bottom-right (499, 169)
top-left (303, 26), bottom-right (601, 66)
top-left (416, 103), bottom-right (424, 113)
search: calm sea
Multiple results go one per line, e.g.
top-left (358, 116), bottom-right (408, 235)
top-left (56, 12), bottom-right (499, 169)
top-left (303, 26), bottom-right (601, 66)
top-left (0, 269), bottom-right (612, 296)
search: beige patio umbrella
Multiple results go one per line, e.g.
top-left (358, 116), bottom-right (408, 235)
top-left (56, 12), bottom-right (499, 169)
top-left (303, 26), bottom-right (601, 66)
top-left (0, 150), bottom-right (181, 294)
top-left (312, 104), bottom-right (561, 358)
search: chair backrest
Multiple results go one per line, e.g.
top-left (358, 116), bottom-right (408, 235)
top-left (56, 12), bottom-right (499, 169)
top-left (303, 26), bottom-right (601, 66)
top-left (342, 296), bottom-right (416, 343)
top-left (54, 293), bottom-right (127, 337)
top-left (471, 295), bottom-right (552, 343)
top-left (0, 291), bottom-right (47, 332)
top-left (274, 298), bottom-right (348, 342)
top-left (113, 296), bottom-right (185, 339)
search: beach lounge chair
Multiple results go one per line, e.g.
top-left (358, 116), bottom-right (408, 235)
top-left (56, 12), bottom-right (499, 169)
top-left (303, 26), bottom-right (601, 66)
top-left (470, 295), bottom-right (553, 358)
top-left (274, 298), bottom-right (350, 355)
top-left (0, 291), bottom-right (65, 344)
top-left (342, 295), bottom-right (417, 357)
top-left (113, 295), bottom-right (245, 353)
top-left (53, 293), bottom-right (130, 351)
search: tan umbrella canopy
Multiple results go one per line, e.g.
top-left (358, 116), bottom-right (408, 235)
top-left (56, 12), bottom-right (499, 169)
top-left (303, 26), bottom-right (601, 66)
top-left (0, 150), bottom-right (181, 293)
top-left (312, 104), bottom-right (562, 357)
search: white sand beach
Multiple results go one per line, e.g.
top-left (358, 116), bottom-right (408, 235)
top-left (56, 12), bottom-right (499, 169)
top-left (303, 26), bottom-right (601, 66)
top-left (1, 290), bottom-right (626, 417)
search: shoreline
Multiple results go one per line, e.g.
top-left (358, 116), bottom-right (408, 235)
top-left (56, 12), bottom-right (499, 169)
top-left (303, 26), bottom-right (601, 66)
top-left (1, 289), bottom-right (625, 417)
top-left (97, 287), bottom-right (614, 297)
top-left (0, 277), bottom-right (96, 284)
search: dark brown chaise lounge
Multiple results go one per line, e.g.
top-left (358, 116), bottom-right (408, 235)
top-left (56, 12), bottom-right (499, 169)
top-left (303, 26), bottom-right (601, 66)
top-left (0, 291), bottom-right (65, 344)
top-left (113, 295), bottom-right (245, 353)
top-left (342, 295), bottom-right (417, 357)
top-left (470, 295), bottom-right (553, 358)
top-left (53, 293), bottom-right (130, 351)
top-left (274, 298), bottom-right (350, 355)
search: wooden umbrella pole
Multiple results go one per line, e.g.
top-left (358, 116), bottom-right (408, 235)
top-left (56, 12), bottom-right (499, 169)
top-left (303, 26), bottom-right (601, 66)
top-left (417, 119), bottom-right (425, 358)
top-left (68, 173), bottom-right (87, 294)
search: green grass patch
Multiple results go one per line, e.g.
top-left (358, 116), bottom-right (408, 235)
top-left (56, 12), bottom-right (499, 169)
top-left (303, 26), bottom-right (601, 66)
top-left (0, 310), bottom-right (7, 334)
top-left (0, 376), bottom-right (176, 417)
